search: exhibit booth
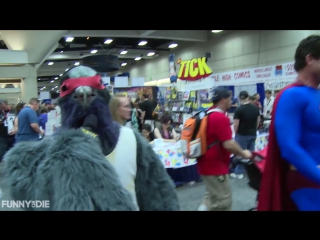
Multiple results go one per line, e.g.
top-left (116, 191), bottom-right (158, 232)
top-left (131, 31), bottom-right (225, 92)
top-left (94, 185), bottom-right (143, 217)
top-left (139, 57), bottom-right (298, 185)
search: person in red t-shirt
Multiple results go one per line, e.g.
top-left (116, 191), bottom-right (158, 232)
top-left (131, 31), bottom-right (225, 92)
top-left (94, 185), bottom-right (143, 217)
top-left (197, 87), bottom-right (252, 211)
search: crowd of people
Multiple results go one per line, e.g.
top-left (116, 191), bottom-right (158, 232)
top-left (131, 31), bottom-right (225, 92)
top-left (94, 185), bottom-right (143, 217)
top-left (2, 35), bottom-right (320, 211)
top-left (0, 99), bottom-right (59, 162)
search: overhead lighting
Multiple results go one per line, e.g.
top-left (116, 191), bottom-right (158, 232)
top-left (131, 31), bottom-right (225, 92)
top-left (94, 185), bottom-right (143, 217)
top-left (50, 80), bottom-right (54, 83)
top-left (65, 68), bottom-right (69, 72)
top-left (135, 57), bottom-right (142, 61)
top-left (56, 90), bottom-right (60, 93)
top-left (120, 50), bottom-right (127, 54)
top-left (168, 43), bottom-right (178, 48)
top-left (60, 51), bottom-right (63, 53)
top-left (212, 30), bottom-right (223, 33)
top-left (121, 63), bottom-right (127, 66)
top-left (104, 39), bottom-right (113, 44)
top-left (66, 37), bottom-right (74, 42)
top-left (59, 74), bottom-right (63, 76)
top-left (90, 50), bottom-right (97, 54)
top-left (55, 86), bottom-right (58, 88)
top-left (74, 62), bottom-right (80, 66)
top-left (48, 62), bottom-right (54, 65)
top-left (51, 88), bottom-right (55, 90)
top-left (87, 37), bottom-right (90, 40)
top-left (147, 52), bottom-right (155, 56)
top-left (54, 77), bottom-right (58, 80)
top-left (138, 41), bottom-right (147, 46)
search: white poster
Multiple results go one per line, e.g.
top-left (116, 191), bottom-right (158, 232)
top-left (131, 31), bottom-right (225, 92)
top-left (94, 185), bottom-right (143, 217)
top-left (131, 77), bottom-right (145, 87)
top-left (6, 113), bottom-right (15, 134)
top-left (114, 77), bottom-right (129, 87)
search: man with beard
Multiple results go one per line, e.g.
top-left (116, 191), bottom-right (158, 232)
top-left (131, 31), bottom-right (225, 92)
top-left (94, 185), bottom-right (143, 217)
top-left (258, 35), bottom-right (320, 211)
top-left (4, 65), bottom-right (179, 211)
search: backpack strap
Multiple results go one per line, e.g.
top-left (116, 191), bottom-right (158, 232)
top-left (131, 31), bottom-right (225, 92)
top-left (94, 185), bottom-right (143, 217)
top-left (206, 108), bottom-right (225, 149)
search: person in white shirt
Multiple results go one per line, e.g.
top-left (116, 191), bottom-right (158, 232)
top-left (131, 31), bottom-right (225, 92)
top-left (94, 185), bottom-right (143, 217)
top-left (263, 90), bottom-right (274, 120)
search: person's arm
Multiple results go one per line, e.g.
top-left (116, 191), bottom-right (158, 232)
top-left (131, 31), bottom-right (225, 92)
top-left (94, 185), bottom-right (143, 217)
top-left (172, 128), bottom-right (178, 141)
top-left (275, 89), bottom-right (320, 185)
top-left (28, 110), bottom-right (44, 134)
top-left (14, 117), bottom-right (18, 133)
top-left (233, 108), bottom-right (240, 133)
top-left (231, 99), bottom-right (238, 108)
top-left (154, 128), bottom-right (175, 143)
top-left (215, 115), bottom-right (251, 158)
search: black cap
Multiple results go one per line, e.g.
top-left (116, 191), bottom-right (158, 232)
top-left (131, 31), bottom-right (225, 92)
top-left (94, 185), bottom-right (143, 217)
top-left (239, 91), bottom-right (249, 100)
top-left (212, 87), bottom-right (231, 102)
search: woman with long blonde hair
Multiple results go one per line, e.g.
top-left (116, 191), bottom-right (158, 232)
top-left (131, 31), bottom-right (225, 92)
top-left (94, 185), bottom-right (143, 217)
top-left (109, 94), bottom-right (132, 126)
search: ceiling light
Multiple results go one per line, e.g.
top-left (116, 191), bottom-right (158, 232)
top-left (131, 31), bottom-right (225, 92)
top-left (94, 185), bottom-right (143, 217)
top-left (138, 41), bottom-right (147, 46)
top-left (87, 37), bottom-right (90, 40)
top-left (60, 51), bottom-right (63, 53)
top-left (65, 68), bottom-right (69, 71)
top-left (104, 39), bottom-right (113, 44)
top-left (121, 63), bottom-right (127, 66)
top-left (135, 57), bottom-right (142, 61)
top-left (212, 30), bottom-right (223, 33)
top-left (54, 77), bottom-right (58, 80)
top-left (120, 50), bottom-right (127, 54)
top-left (168, 43), bottom-right (178, 48)
top-left (66, 37), bottom-right (74, 42)
top-left (55, 86), bottom-right (58, 88)
top-left (147, 52), bottom-right (155, 56)
top-left (50, 80), bottom-right (54, 83)
top-left (90, 50), bottom-right (97, 54)
top-left (74, 62), bottom-right (80, 66)
top-left (59, 74), bottom-right (63, 76)
top-left (51, 88), bottom-right (55, 90)
top-left (48, 62), bottom-right (54, 65)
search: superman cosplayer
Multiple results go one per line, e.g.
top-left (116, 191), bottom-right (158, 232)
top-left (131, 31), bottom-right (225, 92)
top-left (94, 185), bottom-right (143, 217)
top-left (258, 35), bottom-right (320, 211)
top-left (3, 65), bottom-right (179, 211)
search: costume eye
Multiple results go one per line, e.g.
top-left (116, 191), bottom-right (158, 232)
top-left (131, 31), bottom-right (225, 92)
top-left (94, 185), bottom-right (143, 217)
top-left (61, 85), bottom-right (68, 92)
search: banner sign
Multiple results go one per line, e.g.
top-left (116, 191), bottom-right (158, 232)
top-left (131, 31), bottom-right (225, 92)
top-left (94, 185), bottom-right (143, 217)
top-left (177, 57), bottom-right (213, 81)
top-left (178, 61), bottom-right (297, 90)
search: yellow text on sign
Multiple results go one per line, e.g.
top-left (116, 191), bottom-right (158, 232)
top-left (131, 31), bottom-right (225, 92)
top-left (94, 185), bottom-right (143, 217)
top-left (178, 57), bottom-right (212, 80)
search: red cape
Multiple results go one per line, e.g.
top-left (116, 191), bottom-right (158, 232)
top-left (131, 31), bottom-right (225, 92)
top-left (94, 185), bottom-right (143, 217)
top-left (257, 82), bottom-right (302, 211)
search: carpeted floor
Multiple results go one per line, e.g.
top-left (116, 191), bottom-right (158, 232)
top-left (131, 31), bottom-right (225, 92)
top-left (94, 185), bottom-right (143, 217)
top-left (0, 162), bottom-right (256, 211)
top-left (176, 178), bottom-right (256, 211)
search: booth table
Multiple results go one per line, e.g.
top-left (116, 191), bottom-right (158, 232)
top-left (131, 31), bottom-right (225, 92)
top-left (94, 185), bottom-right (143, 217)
top-left (152, 141), bottom-right (200, 185)
top-left (152, 133), bottom-right (268, 186)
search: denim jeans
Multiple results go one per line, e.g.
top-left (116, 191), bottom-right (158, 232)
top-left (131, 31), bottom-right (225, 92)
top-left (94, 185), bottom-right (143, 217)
top-left (234, 134), bottom-right (256, 174)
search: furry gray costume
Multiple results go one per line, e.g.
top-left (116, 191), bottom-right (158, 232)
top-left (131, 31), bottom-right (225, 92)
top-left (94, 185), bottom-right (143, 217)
top-left (4, 66), bottom-right (179, 211)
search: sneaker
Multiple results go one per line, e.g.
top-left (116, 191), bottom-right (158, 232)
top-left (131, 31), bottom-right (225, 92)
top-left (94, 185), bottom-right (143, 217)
top-left (230, 173), bottom-right (237, 179)
top-left (198, 204), bottom-right (207, 211)
top-left (237, 174), bottom-right (244, 179)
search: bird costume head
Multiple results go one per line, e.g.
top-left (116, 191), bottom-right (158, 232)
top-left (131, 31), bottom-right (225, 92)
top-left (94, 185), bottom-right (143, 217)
top-left (57, 65), bottom-right (119, 154)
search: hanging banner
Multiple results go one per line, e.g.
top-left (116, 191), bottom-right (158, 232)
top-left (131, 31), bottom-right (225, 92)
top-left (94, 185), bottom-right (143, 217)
top-left (178, 61), bottom-right (297, 91)
top-left (177, 57), bottom-right (213, 81)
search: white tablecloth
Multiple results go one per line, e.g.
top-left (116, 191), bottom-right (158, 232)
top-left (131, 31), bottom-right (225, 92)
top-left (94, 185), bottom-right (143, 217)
top-left (152, 141), bottom-right (196, 169)
top-left (152, 133), bottom-right (269, 168)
